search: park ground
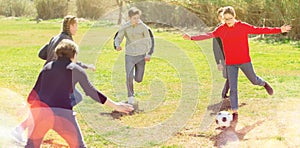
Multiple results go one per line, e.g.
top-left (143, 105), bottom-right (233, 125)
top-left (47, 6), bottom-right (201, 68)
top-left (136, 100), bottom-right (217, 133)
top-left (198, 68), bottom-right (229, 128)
top-left (0, 17), bottom-right (299, 147)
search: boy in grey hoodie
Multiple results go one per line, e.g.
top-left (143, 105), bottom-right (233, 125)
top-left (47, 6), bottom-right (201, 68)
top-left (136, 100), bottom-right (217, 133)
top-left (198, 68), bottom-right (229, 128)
top-left (114, 7), bottom-right (154, 104)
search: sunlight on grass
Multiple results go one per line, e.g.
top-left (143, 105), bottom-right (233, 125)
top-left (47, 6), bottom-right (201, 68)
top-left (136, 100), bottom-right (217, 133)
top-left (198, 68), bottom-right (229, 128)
top-left (0, 18), bottom-right (299, 147)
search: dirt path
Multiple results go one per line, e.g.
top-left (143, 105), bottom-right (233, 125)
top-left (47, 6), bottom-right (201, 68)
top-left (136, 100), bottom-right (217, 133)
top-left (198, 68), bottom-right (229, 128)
top-left (0, 88), bottom-right (28, 147)
top-left (165, 98), bottom-right (300, 147)
top-left (1, 87), bottom-right (299, 147)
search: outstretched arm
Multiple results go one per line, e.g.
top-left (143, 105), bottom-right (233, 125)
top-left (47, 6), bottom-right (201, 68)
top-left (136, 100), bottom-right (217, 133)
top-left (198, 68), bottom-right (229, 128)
top-left (183, 33), bottom-right (215, 41)
top-left (74, 67), bottom-right (133, 113)
top-left (245, 22), bottom-right (291, 34)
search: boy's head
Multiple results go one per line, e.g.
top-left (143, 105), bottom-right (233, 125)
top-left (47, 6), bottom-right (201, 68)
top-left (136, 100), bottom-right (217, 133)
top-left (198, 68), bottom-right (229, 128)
top-left (217, 7), bottom-right (224, 22)
top-left (55, 39), bottom-right (79, 61)
top-left (128, 7), bottom-right (141, 25)
top-left (62, 15), bottom-right (78, 36)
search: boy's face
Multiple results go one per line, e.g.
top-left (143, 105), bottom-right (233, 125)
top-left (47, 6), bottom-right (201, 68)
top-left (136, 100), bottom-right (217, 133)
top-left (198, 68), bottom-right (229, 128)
top-left (130, 14), bottom-right (140, 26)
top-left (218, 13), bottom-right (223, 23)
top-left (70, 22), bottom-right (78, 35)
top-left (223, 13), bottom-right (235, 27)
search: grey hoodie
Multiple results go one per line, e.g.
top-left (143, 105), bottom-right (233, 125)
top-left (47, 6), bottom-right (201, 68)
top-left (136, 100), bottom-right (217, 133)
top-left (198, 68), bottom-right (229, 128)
top-left (114, 20), bottom-right (153, 56)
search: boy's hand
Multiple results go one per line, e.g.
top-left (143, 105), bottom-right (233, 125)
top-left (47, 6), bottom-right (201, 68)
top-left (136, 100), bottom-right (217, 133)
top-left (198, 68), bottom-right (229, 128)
top-left (144, 55), bottom-right (151, 62)
top-left (116, 46), bottom-right (122, 51)
top-left (281, 25), bottom-right (291, 33)
top-left (115, 102), bottom-right (134, 114)
top-left (183, 33), bottom-right (191, 40)
top-left (217, 64), bottom-right (223, 71)
top-left (88, 64), bottom-right (96, 72)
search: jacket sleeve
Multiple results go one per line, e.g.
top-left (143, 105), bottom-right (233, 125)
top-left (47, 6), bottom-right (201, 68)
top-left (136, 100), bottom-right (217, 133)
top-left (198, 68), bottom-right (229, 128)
top-left (212, 38), bottom-right (224, 64)
top-left (147, 29), bottom-right (155, 56)
top-left (191, 32), bottom-right (215, 41)
top-left (73, 67), bottom-right (107, 104)
top-left (243, 22), bottom-right (281, 34)
top-left (114, 28), bottom-right (125, 49)
top-left (38, 37), bottom-right (55, 60)
top-left (113, 31), bottom-right (119, 49)
top-left (76, 61), bottom-right (89, 69)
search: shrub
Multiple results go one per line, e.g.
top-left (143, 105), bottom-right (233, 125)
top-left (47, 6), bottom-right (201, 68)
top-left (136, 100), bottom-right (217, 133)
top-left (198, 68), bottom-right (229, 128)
top-left (76, 0), bottom-right (114, 19)
top-left (0, 0), bottom-right (35, 17)
top-left (34, 0), bottom-right (68, 20)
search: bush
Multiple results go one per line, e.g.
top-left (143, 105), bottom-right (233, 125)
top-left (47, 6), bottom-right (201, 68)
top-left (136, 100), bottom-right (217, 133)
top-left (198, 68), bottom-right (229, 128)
top-left (0, 0), bottom-right (36, 17)
top-left (76, 0), bottom-right (111, 19)
top-left (34, 0), bottom-right (68, 20)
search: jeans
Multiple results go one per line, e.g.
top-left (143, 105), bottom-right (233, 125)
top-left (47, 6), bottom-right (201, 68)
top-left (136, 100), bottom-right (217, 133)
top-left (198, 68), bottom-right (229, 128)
top-left (227, 62), bottom-right (265, 110)
top-left (25, 107), bottom-right (86, 148)
top-left (125, 54), bottom-right (146, 97)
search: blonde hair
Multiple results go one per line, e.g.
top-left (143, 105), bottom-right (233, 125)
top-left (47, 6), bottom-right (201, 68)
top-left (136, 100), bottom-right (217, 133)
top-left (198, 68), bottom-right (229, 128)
top-left (55, 39), bottom-right (79, 59)
top-left (217, 7), bottom-right (224, 15)
top-left (222, 6), bottom-right (236, 18)
top-left (62, 15), bottom-right (77, 36)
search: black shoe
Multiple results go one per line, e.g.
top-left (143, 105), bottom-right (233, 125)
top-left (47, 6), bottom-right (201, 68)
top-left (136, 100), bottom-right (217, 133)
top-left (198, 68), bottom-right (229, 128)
top-left (230, 112), bottom-right (238, 129)
top-left (264, 82), bottom-right (273, 95)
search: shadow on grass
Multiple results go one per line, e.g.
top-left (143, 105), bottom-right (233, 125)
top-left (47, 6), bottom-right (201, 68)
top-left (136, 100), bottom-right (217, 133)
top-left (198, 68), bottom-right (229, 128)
top-left (99, 102), bottom-right (143, 119)
top-left (210, 120), bottom-right (265, 147)
top-left (207, 99), bottom-right (247, 116)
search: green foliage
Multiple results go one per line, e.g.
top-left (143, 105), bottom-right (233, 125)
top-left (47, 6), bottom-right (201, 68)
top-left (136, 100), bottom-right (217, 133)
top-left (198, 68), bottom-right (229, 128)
top-left (0, 0), bottom-right (35, 17)
top-left (170, 0), bottom-right (300, 39)
top-left (76, 0), bottom-right (115, 19)
top-left (34, 0), bottom-right (68, 20)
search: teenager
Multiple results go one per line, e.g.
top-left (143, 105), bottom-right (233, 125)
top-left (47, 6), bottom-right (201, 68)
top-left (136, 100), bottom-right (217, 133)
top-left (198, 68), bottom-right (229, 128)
top-left (212, 7), bottom-right (230, 99)
top-left (114, 7), bottom-right (154, 104)
top-left (183, 6), bottom-right (291, 128)
top-left (12, 15), bottom-right (95, 144)
top-left (25, 39), bottom-right (133, 148)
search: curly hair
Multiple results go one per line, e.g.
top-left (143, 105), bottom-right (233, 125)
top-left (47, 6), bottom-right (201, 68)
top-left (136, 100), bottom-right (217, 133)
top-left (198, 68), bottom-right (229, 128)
top-left (55, 39), bottom-right (79, 59)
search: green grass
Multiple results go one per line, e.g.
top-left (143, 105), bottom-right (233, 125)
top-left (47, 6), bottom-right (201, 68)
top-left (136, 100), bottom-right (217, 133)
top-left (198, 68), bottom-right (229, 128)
top-left (0, 18), bottom-right (300, 147)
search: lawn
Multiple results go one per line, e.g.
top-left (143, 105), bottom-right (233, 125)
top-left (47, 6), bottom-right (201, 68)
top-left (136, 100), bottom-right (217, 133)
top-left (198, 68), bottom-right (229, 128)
top-left (0, 17), bottom-right (299, 147)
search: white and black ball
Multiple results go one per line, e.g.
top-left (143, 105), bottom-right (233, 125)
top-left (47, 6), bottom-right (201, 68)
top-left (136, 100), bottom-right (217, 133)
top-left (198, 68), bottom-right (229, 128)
top-left (215, 111), bottom-right (233, 128)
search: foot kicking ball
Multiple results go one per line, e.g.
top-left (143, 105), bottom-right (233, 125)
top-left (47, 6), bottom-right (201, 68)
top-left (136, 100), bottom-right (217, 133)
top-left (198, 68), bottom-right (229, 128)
top-left (215, 111), bottom-right (233, 128)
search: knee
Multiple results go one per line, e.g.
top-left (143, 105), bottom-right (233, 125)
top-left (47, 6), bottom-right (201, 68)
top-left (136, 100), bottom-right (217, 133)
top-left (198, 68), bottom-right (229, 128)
top-left (135, 77), bottom-right (143, 83)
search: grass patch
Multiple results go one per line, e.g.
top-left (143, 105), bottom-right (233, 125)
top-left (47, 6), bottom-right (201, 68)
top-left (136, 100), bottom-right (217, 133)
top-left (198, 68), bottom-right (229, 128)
top-left (0, 17), bottom-right (299, 147)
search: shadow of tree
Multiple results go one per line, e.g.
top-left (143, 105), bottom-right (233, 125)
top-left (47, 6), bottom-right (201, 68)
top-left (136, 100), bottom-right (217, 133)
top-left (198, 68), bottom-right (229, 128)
top-left (210, 120), bottom-right (265, 147)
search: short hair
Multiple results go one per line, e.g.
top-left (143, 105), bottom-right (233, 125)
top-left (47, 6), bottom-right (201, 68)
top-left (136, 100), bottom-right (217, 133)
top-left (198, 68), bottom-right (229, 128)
top-left (128, 7), bottom-right (141, 18)
top-left (217, 7), bottom-right (224, 15)
top-left (222, 6), bottom-right (236, 18)
top-left (62, 15), bottom-right (77, 36)
top-left (55, 39), bottom-right (79, 59)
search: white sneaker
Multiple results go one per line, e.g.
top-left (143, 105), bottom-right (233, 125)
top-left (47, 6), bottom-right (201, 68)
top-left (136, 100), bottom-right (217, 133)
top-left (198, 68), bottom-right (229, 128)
top-left (128, 96), bottom-right (134, 105)
top-left (11, 126), bottom-right (26, 144)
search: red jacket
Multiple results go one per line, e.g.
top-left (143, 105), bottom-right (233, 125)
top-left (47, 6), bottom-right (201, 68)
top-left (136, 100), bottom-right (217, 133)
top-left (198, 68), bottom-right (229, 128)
top-left (191, 21), bottom-right (281, 65)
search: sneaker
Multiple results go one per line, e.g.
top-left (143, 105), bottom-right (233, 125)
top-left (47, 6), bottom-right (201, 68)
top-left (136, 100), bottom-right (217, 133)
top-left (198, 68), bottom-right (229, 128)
top-left (128, 96), bottom-right (134, 105)
top-left (222, 94), bottom-right (229, 99)
top-left (11, 126), bottom-right (26, 144)
top-left (264, 82), bottom-right (273, 95)
top-left (230, 112), bottom-right (238, 129)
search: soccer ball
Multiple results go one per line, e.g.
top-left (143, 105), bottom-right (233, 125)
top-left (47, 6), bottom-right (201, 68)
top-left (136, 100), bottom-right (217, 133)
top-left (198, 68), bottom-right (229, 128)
top-left (215, 111), bottom-right (233, 128)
